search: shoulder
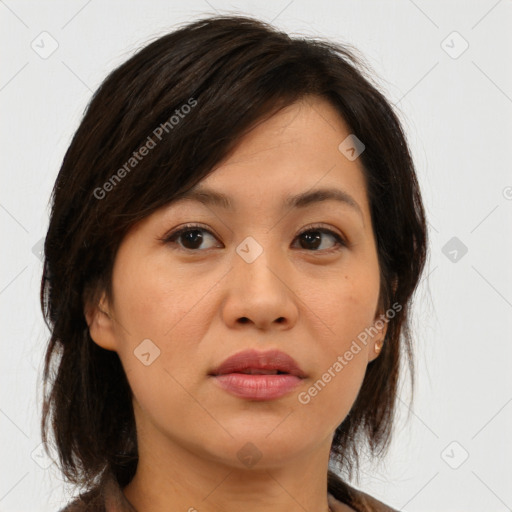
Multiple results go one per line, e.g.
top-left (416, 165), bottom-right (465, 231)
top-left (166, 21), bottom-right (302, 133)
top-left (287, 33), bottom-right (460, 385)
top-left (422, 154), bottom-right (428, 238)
top-left (56, 486), bottom-right (104, 512)
top-left (327, 470), bottom-right (399, 512)
top-left (56, 471), bottom-right (136, 512)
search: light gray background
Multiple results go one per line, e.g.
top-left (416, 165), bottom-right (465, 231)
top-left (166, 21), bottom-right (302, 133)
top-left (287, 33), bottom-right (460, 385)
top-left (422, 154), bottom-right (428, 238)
top-left (1, 1), bottom-right (511, 511)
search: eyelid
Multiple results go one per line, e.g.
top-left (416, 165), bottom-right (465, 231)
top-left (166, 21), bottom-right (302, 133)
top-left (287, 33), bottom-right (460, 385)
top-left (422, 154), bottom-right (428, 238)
top-left (296, 223), bottom-right (347, 245)
top-left (158, 222), bottom-right (221, 245)
top-left (159, 222), bottom-right (349, 252)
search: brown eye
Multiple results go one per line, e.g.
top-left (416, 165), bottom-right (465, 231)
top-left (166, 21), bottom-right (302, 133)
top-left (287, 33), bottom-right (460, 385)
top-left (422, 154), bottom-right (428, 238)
top-left (161, 224), bottom-right (346, 253)
top-left (163, 224), bottom-right (220, 251)
top-left (294, 227), bottom-right (346, 252)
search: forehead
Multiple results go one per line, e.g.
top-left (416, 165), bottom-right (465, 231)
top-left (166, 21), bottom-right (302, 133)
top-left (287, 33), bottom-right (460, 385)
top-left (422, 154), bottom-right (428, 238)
top-left (171, 96), bottom-right (370, 221)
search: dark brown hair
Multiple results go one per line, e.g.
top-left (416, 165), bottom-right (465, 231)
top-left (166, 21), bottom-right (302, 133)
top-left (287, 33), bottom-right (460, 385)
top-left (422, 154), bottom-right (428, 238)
top-left (40, 13), bottom-right (428, 498)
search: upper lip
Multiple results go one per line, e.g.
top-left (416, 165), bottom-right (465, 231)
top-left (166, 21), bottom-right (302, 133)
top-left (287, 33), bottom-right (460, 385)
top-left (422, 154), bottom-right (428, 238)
top-left (210, 349), bottom-right (307, 378)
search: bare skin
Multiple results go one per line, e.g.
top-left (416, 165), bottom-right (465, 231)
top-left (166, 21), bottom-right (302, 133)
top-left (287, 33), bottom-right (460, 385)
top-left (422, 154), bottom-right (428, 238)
top-left (86, 95), bottom-right (386, 512)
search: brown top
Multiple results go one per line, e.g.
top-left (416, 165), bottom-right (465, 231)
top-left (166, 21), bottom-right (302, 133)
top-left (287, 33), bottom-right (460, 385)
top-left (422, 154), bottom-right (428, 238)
top-left (58, 470), bottom-right (398, 512)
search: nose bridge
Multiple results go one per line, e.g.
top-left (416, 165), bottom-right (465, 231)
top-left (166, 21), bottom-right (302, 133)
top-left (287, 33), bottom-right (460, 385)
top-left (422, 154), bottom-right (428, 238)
top-left (222, 233), bottom-right (298, 329)
top-left (233, 234), bottom-right (282, 291)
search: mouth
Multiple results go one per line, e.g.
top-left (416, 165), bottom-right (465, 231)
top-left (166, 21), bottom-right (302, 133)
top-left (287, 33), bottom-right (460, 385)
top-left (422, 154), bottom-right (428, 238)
top-left (232, 369), bottom-right (288, 375)
top-left (211, 373), bottom-right (303, 401)
top-left (209, 348), bottom-right (307, 378)
top-left (209, 349), bottom-right (307, 401)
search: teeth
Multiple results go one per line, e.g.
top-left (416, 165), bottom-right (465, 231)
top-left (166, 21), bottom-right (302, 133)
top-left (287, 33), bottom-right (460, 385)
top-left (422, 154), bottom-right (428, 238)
top-left (241, 369), bottom-right (279, 375)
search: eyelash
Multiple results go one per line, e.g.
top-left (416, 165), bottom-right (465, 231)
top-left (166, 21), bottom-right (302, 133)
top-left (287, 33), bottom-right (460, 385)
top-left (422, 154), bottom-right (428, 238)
top-left (160, 223), bottom-right (347, 254)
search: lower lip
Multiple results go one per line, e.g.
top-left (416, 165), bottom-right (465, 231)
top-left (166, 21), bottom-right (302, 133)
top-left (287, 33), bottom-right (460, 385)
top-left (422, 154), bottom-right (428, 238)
top-left (212, 373), bottom-right (303, 400)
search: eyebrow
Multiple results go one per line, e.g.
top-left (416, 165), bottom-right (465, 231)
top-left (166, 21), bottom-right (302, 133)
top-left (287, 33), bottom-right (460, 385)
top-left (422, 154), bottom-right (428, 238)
top-left (175, 185), bottom-right (364, 220)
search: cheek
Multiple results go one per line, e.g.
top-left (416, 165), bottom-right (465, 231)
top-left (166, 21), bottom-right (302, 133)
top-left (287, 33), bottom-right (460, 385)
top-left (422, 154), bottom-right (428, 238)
top-left (298, 265), bottom-right (379, 411)
top-left (111, 253), bottom-right (197, 337)
top-left (296, 345), bottom-right (368, 438)
top-left (110, 253), bottom-right (220, 381)
top-left (298, 278), bottom-right (374, 419)
top-left (309, 267), bottom-right (380, 343)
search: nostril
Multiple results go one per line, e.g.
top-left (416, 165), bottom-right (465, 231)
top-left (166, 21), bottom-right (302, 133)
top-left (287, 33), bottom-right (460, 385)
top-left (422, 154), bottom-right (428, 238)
top-left (239, 317), bottom-right (249, 324)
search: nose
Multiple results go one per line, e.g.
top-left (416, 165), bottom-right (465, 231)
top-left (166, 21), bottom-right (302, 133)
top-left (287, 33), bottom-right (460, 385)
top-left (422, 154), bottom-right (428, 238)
top-left (220, 240), bottom-right (299, 331)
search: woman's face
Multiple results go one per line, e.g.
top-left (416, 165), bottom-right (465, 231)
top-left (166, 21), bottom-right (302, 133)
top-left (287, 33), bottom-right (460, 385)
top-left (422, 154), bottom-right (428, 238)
top-left (88, 95), bottom-right (386, 470)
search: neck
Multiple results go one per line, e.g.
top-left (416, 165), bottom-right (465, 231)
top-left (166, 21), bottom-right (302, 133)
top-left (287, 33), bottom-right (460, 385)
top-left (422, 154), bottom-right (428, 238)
top-left (123, 425), bottom-right (334, 512)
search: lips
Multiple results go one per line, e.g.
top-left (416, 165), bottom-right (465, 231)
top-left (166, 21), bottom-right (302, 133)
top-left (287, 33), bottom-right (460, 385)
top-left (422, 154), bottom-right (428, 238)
top-left (209, 349), bottom-right (307, 401)
top-left (210, 349), bottom-right (307, 378)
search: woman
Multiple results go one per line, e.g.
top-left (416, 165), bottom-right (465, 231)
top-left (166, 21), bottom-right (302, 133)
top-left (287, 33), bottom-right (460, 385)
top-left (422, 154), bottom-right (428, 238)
top-left (40, 14), bottom-right (428, 512)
